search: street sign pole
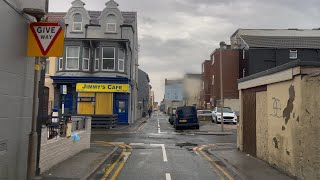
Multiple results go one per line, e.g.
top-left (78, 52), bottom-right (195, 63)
top-left (27, 57), bottom-right (40, 180)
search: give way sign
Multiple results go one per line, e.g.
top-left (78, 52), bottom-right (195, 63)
top-left (27, 22), bottom-right (64, 57)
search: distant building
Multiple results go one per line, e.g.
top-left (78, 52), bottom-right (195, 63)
top-left (183, 74), bottom-right (201, 108)
top-left (200, 60), bottom-right (213, 109)
top-left (210, 48), bottom-right (240, 111)
top-left (164, 79), bottom-right (184, 112)
top-left (138, 69), bottom-right (150, 118)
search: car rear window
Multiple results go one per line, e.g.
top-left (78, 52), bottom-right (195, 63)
top-left (204, 111), bottom-right (212, 113)
top-left (177, 107), bottom-right (197, 116)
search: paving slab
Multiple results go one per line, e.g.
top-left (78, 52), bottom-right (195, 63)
top-left (208, 146), bottom-right (294, 180)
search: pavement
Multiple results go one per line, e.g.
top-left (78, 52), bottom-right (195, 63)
top-left (40, 143), bottom-right (118, 180)
top-left (206, 144), bottom-right (294, 180)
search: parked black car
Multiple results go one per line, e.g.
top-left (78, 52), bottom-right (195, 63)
top-left (174, 106), bottom-right (199, 130)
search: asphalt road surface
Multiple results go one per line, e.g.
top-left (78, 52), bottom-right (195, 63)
top-left (91, 111), bottom-right (237, 180)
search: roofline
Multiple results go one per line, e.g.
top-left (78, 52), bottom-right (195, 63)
top-left (238, 60), bottom-right (320, 83)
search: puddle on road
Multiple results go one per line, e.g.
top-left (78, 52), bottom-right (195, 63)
top-left (176, 142), bottom-right (198, 147)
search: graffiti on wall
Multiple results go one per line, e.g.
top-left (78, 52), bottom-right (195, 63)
top-left (270, 97), bottom-right (282, 118)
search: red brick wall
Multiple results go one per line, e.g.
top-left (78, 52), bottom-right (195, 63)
top-left (212, 49), bottom-right (240, 106)
top-left (200, 60), bottom-right (213, 108)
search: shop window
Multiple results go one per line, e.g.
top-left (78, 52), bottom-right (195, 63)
top-left (66, 46), bottom-right (80, 70)
top-left (102, 47), bottom-right (115, 71)
top-left (119, 101), bottom-right (126, 113)
top-left (118, 48), bottom-right (125, 72)
top-left (83, 47), bottom-right (90, 71)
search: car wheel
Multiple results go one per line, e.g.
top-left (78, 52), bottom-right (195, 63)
top-left (195, 125), bottom-right (199, 129)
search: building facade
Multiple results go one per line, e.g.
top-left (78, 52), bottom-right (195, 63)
top-left (183, 74), bottom-right (201, 107)
top-left (137, 69), bottom-right (150, 118)
top-left (231, 29), bottom-right (320, 77)
top-left (0, 0), bottom-right (46, 179)
top-left (48, 0), bottom-right (138, 124)
top-left (210, 48), bottom-right (240, 111)
top-left (164, 79), bottom-right (184, 112)
top-left (200, 60), bottom-right (213, 109)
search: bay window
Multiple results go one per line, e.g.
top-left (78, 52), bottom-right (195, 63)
top-left (83, 47), bottom-right (90, 71)
top-left (102, 47), bottom-right (115, 71)
top-left (118, 48), bottom-right (125, 72)
top-left (66, 46), bottom-right (80, 70)
top-left (95, 48), bottom-right (99, 71)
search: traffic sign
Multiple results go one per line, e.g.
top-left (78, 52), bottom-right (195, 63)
top-left (27, 22), bottom-right (64, 57)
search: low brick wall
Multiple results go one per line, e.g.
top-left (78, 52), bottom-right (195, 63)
top-left (39, 116), bottom-right (91, 174)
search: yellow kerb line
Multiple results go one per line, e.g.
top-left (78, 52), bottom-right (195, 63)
top-left (110, 152), bottom-right (131, 180)
top-left (199, 150), bottom-right (234, 180)
top-left (196, 147), bottom-right (224, 180)
top-left (101, 151), bottom-right (124, 180)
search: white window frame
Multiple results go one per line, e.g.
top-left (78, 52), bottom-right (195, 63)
top-left (58, 57), bottom-right (63, 71)
top-left (102, 47), bottom-right (115, 71)
top-left (202, 81), bottom-right (205, 90)
top-left (66, 46), bottom-right (80, 70)
top-left (118, 48), bottom-right (125, 72)
top-left (106, 23), bottom-right (116, 33)
top-left (289, 49), bottom-right (298, 59)
top-left (73, 14), bottom-right (82, 32)
top-left (94, 48), bottom-right (99, 71)
top-left (45, 59), bottom-right (50, 75)
top-left (82, 47), bottom-right (90, 71)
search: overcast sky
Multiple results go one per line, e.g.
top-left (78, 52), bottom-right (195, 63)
top-left (49, 0), bottom-right (320, 102)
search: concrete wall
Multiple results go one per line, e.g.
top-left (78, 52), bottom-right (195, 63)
top-left (224, 99), bottom-right (240, 112)
top-left (0, 1), bottom-right (38, 179)
top-left (239, 72), bottom-right (320, 179)
top-left (39, 116), bottom-right (91, 174)
top-left (255, 91), bottom-right (268, 162)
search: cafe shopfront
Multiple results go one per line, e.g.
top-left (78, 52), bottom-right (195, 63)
top-left (76, 83), bottom-right (129, 124)
top-left (52, 77), bottom-right (131, 124)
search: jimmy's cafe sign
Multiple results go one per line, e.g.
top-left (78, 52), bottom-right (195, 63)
top-left (76, 83), bottom-right (129, 93)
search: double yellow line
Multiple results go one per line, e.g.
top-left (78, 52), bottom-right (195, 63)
top-left (94, 142), bottom-right (132, 180)
top-left (135, 121), bottom-right (148, 132)
top-left (194, 145), bottom-right (234, 180)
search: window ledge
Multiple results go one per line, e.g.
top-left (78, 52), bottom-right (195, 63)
top-left (104, 32), bottom-right (117, 34)
top-left (70, 31), bottom-right (84, 34)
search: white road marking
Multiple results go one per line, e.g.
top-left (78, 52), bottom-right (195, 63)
top-left (151, 144), bottom-right (168, 162)
top-left (165, 173), bottom-right (171, 180)
top-left (129, 143), bottom-right (145, 146)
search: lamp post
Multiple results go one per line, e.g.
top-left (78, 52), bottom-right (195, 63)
top-left (219, 41), bottom-right (226, 132)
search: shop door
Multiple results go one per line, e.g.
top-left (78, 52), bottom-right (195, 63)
top-left (77, 93), bottom-right (95, 114)
top-left (95, 93), bottom-right (113, 114)
top-left (64, 94), bottom-right (74, 113)
top-left (115, 99), bottom-right (128, 124)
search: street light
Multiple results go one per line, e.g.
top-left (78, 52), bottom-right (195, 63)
top-left (219, 41), bottom-right (227, 132)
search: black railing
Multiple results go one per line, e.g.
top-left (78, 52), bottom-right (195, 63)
top-left (91, 114), bottom-right (118, 129)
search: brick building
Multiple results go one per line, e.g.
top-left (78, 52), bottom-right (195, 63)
top-left (210, 48), bottom-right (240, 111)
top-left (200, 60), bottom-right (213, 109)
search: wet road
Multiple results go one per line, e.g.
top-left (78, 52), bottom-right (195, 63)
top-left (91, 111), bottom-right (237, 180)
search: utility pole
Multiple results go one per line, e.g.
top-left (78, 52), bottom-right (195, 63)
top-left (219, 41), bottom-right (226, 132)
